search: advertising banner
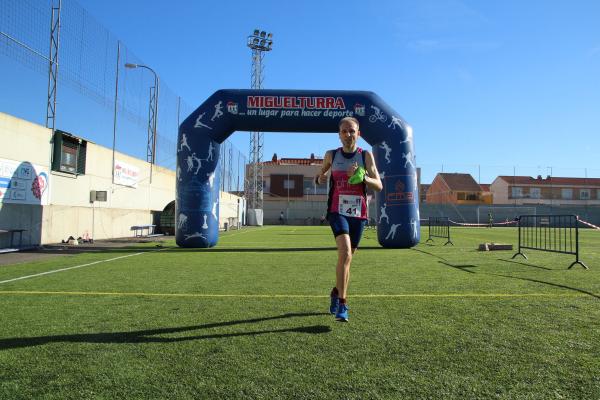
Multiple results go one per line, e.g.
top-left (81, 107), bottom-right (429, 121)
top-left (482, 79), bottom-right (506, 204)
top-left (0, 158), bottom-right (50, 205)
top-left (114, 160), bottom-right (140, 188)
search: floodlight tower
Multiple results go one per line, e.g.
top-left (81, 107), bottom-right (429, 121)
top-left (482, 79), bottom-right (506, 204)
top-left (245, 29), bottom-right (273, 225)
top-left (45, 0), bottom-right (62, 133)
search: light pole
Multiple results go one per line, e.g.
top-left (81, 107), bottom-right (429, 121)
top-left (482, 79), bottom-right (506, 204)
top-left (125, 63), bottom-right (159, 168)
top-left (547, 166), bottom-right (553, 212)
top-left (245, 29), bottom-right (273, 226)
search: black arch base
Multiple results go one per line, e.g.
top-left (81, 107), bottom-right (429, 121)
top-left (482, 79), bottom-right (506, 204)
top-left (176, 89), bottom-right (420, 248)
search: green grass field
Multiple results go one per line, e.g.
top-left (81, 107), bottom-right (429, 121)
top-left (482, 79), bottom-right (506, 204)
top-left (1, 226), bottom-right (599, 399)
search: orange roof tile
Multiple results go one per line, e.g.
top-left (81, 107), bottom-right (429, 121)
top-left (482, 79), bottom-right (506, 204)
top-left (437, 173), bottom-right (482, 192)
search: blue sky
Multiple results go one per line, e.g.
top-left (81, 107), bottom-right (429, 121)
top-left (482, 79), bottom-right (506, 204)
top-left (3, 0), bottom-right (600, 183)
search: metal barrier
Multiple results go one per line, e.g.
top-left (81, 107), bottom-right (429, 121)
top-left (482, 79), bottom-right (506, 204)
top-left (426, 217), bottom-right (453, 246)
top-left (512, 215), bottom-right (588, 269)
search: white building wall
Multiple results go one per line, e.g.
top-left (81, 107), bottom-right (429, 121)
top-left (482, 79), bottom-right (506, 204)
top-left (490, 178), bottom-right (510, 204)
top-left (0, 113), bottom-right (51, 165)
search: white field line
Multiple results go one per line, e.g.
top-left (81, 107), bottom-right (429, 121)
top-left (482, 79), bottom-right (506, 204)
top-left (0, 249), bottom-right (165, 285)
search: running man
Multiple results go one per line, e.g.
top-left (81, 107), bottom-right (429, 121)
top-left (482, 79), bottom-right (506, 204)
top-left (179, 133), bottom-right (191, 152)
top-left (194, 112), bottom-right (212, 129)
top-left (315, 117), bottom-right (383, 322)
top-left (379, 203), bottom-right (389, 224)
top-left (211, 100), bottom-right (223, 121)
top-left (379, 141), bottom-right (392, 164)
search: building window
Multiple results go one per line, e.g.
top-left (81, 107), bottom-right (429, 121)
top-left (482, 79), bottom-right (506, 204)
top-left (283, 179), bottom-right (295, 190)
top-left (52, 130), bottom-right (87, 175)
top-left (457, 192), bottom-right (465, 200)
top-left (302, 177), bottom-right (326, 195)
top-left (511, 187), bottom-right (523, 198)
top-left (580, 189), bottom-right (590, 200)
top-left (314, 177), bottom-right (328, 195)
top-left (466, 193), bottom-right (478, 201)
top-left (60, 144), bottom-right (77, 173)
top-left (561, 188), bottom-right (572, 199)
top-left (530, 187), bottom-right (541, 199)
top-left (303, 178), bottom-right (314, 195)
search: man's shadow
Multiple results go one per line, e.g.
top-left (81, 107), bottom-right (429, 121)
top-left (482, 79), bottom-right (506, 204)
top-left (0, 312), bottom-right (331, 350)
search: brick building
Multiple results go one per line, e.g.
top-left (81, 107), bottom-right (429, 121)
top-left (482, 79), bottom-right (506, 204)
top-left (491, 175), bottom-right (600, 205)
top-left (426, 173), bottom-right (491, 204)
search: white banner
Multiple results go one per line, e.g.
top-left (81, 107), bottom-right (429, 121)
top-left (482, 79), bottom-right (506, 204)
top-left (0, 158), bottom-right (50, 205)
top-left (114, 160), bottom-right (140, 188)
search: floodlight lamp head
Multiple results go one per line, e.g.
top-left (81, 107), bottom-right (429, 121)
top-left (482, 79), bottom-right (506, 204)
top-left (253, 29), bottom-right (259, 35)
top-left (267, 33), bottom-right (273, 39)
top-left (260, 31), bottom-right (266, 38)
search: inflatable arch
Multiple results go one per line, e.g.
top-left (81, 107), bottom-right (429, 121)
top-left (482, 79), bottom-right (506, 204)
top-left (176, 89), bottom-right (420, 248)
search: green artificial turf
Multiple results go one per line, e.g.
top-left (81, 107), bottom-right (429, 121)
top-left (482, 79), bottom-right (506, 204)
top-left (0, 226), bottom-right (599, 399)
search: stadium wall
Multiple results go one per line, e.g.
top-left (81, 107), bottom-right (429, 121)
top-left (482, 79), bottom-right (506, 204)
top-left (0, 113), bottom-right (240, 247)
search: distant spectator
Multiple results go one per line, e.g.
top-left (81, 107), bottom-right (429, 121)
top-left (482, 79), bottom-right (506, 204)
top-left (279, 211), bottom-right (285, 225)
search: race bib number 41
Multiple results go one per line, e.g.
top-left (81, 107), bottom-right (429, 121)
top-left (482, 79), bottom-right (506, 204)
top-left (338, 195), bottom-right (362, 217)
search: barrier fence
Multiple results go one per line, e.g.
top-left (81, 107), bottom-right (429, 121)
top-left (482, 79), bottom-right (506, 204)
top-left (425, 216), bottom-right (453, 246)
top-left (512, 215), bottom-right (588, 269)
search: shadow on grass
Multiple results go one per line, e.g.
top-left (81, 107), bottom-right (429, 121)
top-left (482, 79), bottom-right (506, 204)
top-left (429, 253), bottom-right (599, 299)
top-left (437, 261), bottom-right (478, 274)
top-left (277, 233), bottom-right (332, 236)
top-left (192, 247), bottom-right (339, 253)
top-left (0, 312), bottom-right (331, 350)
top-left (23, 246), bottom-right (162, 255)
top-left (411, 248), bottom-right (448, 261)
top-left (22, 246), bottom-right (396, 256)
top-left (488, 273), bottom-right (600, 300)
top-left (197, 246), bottom-right (388, 253)
top-left (497, 259), bottom-right (552, 271)
top-left (1, 246), bottom-right (392, 267)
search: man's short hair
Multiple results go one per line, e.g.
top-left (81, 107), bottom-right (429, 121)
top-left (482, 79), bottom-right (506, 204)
top-left (338, 116), bottom-right (360, 130)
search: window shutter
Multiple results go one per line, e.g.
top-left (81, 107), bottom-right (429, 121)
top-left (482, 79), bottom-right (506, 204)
top-left (77, 141), bottom-right (87, 175)
top-left (51, 131), bottom-right (62, 171)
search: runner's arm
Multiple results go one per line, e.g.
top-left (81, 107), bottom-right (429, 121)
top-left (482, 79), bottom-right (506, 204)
top-left (315, 151), bottom-right (332, 185)
top-left (364, 151), bottom-right (383, 192)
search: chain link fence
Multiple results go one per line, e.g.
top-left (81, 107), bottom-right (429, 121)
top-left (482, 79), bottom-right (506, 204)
top-left (0, 0), bottom-right (245, 191)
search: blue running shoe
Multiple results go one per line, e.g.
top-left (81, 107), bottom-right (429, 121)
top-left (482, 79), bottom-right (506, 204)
top-left (335, 303), bottom-right (349, 322)
top-left (330, 294), bottom-right (339, 315)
